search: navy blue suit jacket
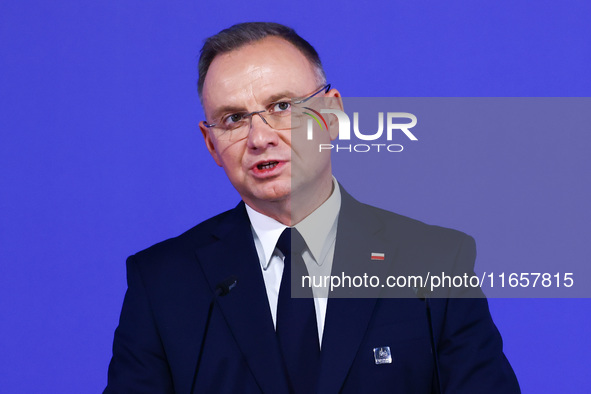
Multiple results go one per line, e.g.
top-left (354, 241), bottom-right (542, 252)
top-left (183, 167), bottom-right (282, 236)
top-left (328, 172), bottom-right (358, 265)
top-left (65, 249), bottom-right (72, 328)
top-left (105, 189), bottom-right (520, 393)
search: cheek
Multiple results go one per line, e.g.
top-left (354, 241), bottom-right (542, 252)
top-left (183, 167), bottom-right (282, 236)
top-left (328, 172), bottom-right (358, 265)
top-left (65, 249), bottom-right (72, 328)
top-left (302, 131), bottom-right (331, 157)
top-left (216, 144), bottom-right (246, 174)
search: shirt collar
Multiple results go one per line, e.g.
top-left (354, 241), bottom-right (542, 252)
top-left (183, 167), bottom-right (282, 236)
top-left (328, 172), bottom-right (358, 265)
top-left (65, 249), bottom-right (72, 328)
top-left (245, 204), bottom-right (286, 270)
top-left (295, 179), bottom-right (341, 264)
top-left (245, 177), bottom-right (341, 269)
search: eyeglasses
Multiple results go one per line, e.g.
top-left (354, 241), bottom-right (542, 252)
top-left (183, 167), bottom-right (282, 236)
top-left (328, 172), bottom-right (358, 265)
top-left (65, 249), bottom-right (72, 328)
top-left (203, 84), bottom-right (331, 141)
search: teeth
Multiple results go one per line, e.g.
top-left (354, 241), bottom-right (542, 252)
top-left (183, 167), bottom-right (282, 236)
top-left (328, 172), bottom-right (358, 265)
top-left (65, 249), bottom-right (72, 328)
top-left (258, 161), bottom-right (278, 170)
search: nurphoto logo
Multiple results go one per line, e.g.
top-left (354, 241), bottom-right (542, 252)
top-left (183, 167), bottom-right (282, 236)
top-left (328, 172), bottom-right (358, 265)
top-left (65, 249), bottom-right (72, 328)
top-left (304, 108), bottom-right (418, 153)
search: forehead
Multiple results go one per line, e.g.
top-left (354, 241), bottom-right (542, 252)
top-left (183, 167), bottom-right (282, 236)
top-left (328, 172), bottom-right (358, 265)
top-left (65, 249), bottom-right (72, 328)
top-left (202, 37), bottom-right (319, 113)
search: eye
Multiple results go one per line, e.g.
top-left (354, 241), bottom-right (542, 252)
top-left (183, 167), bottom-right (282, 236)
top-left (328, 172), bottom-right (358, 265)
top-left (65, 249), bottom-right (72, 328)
top-left (222, 113), bottom-right (245, 126)
top-left (269, 101), bottom-right (291, 114)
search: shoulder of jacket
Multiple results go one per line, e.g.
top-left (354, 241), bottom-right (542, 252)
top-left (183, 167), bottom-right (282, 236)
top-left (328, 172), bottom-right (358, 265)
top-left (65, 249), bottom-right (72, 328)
top-left (131, 204), bottom-right (241, 263)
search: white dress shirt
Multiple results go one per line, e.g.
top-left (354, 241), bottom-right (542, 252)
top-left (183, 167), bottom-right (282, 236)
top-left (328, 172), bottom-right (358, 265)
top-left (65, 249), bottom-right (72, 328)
top-left (245, 179), bottom-right (341, 346)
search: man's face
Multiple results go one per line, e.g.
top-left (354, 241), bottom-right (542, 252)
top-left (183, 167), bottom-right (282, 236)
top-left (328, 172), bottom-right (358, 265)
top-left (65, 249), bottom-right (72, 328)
top-left (199, 37), bottom-right (339, 215)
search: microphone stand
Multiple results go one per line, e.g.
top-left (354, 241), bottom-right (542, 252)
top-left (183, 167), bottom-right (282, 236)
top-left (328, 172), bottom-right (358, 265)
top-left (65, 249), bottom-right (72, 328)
top-left (190, 276), bottom-right (237, 394)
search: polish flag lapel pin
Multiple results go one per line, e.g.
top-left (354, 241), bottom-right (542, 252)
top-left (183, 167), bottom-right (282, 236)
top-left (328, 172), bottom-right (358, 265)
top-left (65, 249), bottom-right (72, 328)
top-left (371, 252), bottom-right (385, 261)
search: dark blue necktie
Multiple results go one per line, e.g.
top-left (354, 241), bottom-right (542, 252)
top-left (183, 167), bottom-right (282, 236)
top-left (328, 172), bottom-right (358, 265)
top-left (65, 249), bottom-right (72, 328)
top-left (276, 228), bottom-right (320, 393)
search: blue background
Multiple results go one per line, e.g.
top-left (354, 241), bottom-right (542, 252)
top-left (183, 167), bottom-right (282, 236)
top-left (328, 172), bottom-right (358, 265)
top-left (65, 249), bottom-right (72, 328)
top-left (1, 1), bottom-right (589, 392)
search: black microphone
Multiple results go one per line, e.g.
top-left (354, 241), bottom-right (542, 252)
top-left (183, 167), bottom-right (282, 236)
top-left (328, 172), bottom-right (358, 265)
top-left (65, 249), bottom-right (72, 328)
top-left (216, 275), bottom-right (238, 296)
top-left (414, 285), bottom-right (442, 394)
top-left (190, 276), bottom-right (238, 394)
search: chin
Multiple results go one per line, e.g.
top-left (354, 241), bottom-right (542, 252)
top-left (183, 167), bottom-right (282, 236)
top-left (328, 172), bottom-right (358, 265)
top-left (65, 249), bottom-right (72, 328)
top-left (256, 183), bottom-right (291, 202)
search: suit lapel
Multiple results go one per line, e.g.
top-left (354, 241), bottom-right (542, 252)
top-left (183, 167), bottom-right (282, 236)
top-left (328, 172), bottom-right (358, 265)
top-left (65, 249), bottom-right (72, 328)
top-left (195, 203), bottom-right (290, 394)
top-left (317, 189), bottom-right (397, 393)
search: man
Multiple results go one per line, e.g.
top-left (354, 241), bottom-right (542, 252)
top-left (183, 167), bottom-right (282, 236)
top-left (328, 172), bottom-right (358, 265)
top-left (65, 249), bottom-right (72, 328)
top-left (105, 22), bottom-right (520, 393)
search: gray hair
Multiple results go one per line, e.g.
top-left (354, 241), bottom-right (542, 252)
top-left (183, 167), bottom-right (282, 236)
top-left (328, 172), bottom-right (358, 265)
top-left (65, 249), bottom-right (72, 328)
top-left (197, 22), bottom-right (326, 101)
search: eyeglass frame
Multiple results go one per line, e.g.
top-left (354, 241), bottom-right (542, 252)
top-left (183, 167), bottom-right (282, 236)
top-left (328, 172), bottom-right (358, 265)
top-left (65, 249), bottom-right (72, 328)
top-left (202, 83), bottom-right (331, 130)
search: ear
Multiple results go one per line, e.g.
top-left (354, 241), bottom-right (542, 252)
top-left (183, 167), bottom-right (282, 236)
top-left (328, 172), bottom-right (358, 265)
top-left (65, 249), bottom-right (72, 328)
top-left (325, 88), bottom-right (343, 141)
top-left (199, 121), bottom-right (223, 167)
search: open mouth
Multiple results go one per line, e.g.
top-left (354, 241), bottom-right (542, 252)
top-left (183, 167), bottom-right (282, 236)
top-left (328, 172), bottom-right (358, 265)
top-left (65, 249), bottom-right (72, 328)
top-left (257, 161), bottom-right (279, 170)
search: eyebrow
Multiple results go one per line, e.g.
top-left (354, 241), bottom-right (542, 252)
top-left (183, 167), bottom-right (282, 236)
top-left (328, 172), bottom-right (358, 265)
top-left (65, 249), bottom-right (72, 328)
top-left (209, 90), bottom-right (300, 121)
top-left (267, 90), bottom-right (300, 103)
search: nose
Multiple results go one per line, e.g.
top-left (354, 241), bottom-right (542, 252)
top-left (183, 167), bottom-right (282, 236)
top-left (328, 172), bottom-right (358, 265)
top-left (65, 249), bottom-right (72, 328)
top-left (246, 113), bottom-right (280, 150)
